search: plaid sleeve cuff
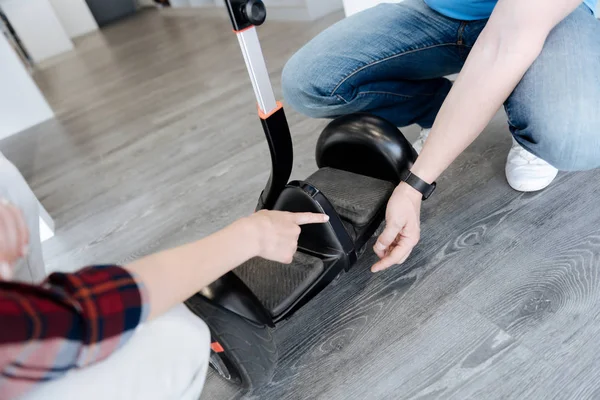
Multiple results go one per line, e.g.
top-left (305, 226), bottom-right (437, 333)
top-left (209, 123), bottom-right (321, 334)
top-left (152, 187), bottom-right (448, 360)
top-left (45, 265), bottom-right (150, 367)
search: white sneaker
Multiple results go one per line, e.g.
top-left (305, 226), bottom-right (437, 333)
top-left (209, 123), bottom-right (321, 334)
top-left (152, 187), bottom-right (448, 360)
top-left (412, 128), bottom-right (431, 154)
top-left (505, 138), bottom-right (558, 192)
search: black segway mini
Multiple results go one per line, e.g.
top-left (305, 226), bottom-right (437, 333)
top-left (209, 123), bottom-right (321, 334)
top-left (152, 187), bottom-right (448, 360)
top-left (185, 0), bottom-right (419, 388)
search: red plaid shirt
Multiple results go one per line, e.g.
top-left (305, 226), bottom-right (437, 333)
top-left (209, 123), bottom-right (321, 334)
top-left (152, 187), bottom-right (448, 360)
top-left (0, 265), bottom-right (149, 399)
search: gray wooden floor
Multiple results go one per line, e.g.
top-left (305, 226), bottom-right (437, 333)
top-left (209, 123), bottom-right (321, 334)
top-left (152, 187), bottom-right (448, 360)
top-left (2, 9), bottom-right (600, 400)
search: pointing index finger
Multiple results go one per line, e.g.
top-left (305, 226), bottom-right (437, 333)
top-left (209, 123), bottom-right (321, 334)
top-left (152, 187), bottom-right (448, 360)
top-left (292, 212), bottom-right (330, 225)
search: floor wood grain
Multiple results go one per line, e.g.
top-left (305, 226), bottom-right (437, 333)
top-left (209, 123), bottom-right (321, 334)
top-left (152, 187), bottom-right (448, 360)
top-left (2, 8), bottom-right (600, 400)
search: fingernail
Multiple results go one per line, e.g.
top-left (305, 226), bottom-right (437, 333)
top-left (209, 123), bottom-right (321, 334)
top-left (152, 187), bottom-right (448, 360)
top-left (0, 263), bottom-right (13, 280)
top-left (0, 198), bottom-right (9, 205)
top-left (323, 215), bottom-right (329, 221)
top-left (375, 242), bottom-right (385, 251)
top-left (21, 245), bottom-right (29, 257)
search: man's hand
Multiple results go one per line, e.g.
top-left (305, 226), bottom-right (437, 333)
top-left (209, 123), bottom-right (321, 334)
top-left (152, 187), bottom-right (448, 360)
top-left (372, 183), bottom-right (422, 272)
top-left (0, 199), bottom-right (29, 280)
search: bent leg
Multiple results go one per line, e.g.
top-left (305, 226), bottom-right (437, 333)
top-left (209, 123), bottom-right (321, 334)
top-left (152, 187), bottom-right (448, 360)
top-left (26, 304), bottom-right (211, 400)
top-left (282, 0), bottom-right (468, 128)
top-left (504, 4), bottom-right (600, 171)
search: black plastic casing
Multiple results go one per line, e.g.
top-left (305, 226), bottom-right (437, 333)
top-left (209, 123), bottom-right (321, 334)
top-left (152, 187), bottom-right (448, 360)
top-left (224, 0), bottom-right (252, 31)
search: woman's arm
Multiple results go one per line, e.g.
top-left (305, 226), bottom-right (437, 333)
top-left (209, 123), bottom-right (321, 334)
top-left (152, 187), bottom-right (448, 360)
top-left (373, 0), bottom-right (583, 272)
top-left (127, 210), bottom-right (329, 319)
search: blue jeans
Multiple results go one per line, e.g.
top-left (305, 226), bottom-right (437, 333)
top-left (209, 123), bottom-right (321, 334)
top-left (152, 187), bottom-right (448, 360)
top-left (282, 0), bottom-right (600, 171)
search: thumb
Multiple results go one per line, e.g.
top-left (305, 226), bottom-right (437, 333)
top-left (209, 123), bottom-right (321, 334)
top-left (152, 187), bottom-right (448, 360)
top-left (374, 224), bottom-right (399, 258)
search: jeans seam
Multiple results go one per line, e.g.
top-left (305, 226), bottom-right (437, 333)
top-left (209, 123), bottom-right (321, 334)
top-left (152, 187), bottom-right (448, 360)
top-left (457, 22), bottom-right (467, 44)
top-left (357, 90), bottom-right (439, 98)
top-left (335, 94), bottom-right (349, 104)
top-left (330, 43), bottom-right (458, 97)
top-left (457, 22), bottom-right (467, 59)
top-left (504, 101), bottom-right (518, 132)
top-left (359, 91), bottom-right (413, 98)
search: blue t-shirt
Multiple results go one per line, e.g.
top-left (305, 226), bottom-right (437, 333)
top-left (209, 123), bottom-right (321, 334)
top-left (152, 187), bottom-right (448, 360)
top-left (424, 0), bottom-right (596, 20)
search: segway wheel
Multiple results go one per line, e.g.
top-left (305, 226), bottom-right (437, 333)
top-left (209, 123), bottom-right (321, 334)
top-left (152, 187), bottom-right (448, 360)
top-left (185, 294), bottom-right (277, 388)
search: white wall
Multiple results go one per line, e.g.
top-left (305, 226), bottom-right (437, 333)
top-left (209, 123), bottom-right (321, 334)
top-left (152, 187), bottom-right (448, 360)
top-left (342, 0), bottom-right (403, 16)
top-left (1, 0), bottom-right (73, 63)
top-left (0, 33), bottom-right (54, 139)
top-left (48, 0), bottom-right (98, 38)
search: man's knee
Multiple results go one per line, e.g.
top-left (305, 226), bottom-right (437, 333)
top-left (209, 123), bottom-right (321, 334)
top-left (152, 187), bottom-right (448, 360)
top-left (511, 108), bottom-right (600, 171)
top-left (281, 7), bottom-right (377, 120)
top-left (282, 49), bottom-right (340, 119)
top-left (283, 3), bottom-right (406, 119)
top-left (281, 52), bottom-right (312, 116)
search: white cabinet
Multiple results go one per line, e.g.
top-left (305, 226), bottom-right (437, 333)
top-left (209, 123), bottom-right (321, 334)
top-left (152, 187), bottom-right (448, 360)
top-left (48, 0), bottom-right (98, 38)
top-left (0, 0), bottom-right (73, 62)
top-left (0, 32), bottom-right (53, 139)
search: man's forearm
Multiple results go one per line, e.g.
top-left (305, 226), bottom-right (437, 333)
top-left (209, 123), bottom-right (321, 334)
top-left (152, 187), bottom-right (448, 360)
top-left (411, 24), bottom-right (546, 183)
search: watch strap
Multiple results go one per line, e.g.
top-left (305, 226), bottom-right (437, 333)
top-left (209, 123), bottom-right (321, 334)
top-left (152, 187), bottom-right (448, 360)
top-left (402, 171), bottom-right (436, 200)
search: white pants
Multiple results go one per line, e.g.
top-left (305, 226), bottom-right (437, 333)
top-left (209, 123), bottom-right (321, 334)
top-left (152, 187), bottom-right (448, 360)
top-left (24, 304), bottom-right (211, 400)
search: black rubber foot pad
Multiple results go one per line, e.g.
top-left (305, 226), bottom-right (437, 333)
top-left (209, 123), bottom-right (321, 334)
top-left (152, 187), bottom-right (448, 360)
top-left (306, 167), bottom-right (394, 227)
top-left (233, 252), bottom-right (324, 317)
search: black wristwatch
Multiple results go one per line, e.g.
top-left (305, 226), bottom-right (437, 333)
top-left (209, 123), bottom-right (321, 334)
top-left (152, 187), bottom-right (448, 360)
top-left (402, 171), bottom-right (436, 200)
